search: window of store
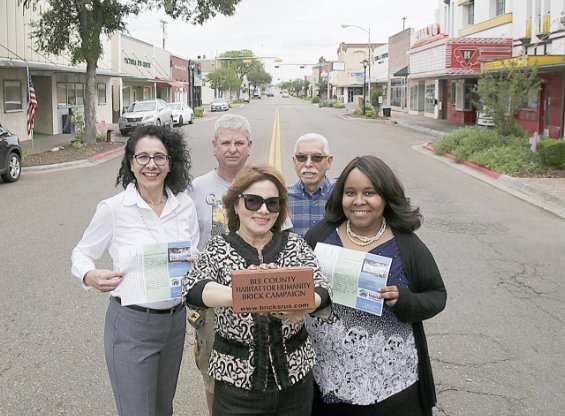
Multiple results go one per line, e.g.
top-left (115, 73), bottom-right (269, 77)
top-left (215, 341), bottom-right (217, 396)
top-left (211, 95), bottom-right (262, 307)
top-left (98, 83), bottom-right (107, 105)
top-left (464, 1), bottom-right (474, 26)
top-left (57, 83), bottom-right (67, 106)
top-left (495, 0), bottom-right (505, 16)
top-left (410, 85), bottom-right (419, 111)
top-left (57, 82), bottom-right (86, 106)
top-left (455, 82), bottom-right (473, 111)
top-left (3, 80), bottom-right (22, 112)
top-left (527, 89), bottom-right (539, 110)
top-left (390, 79), bottom-right (406, 108)
top-left (75, 83), bottom-right (84, 106)
top-left (424, 83), bottom-right (436, 113)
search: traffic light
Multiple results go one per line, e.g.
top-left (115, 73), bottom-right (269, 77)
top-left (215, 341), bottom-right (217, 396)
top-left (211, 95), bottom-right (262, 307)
top-left (300, 65), bottom-right (305, 69)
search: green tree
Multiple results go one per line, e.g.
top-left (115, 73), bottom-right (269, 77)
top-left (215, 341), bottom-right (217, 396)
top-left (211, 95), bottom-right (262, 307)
top-left (219, 50), bottom-right (264, 97)
top-left (25, 0), bottom-right (242, 145)
top-left (207, 67), bottom-right (240, 96)
top-left (474, 60), bottom-right (540, 136)
top-left (247, 69), bottom-right (272, 93)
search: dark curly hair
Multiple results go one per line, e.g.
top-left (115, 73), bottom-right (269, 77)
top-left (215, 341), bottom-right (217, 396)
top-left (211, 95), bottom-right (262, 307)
top-left (222, 164), bottom-right (288, 232)
top-left (116, 125), bottom-right (192, 195)
top-left (326, 155), bottom-right (422, 232)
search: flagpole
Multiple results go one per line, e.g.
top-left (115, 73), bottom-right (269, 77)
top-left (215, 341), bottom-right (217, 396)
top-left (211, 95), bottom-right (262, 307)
top-left (26, 66), bottom-right (35, 154)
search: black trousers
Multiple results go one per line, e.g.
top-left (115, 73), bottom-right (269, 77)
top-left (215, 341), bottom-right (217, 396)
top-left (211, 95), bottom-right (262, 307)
top-left (311, 381), bottom-right (429, 416)
top-left (213, 372), bottom-right (313, 416)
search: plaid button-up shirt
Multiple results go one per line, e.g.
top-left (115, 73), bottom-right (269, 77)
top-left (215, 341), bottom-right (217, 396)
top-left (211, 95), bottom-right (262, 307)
top-left (287, 177), bottom-right (334, 237)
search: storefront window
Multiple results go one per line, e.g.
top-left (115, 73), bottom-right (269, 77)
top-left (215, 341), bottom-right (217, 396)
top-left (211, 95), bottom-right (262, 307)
top-left (527, 89), bottom-right (539, 110)
top-left (57, 83), bottom-right (67, 105)
top-left (67, 83), bottom-right (76, 105)
top-left (3, 80), bottom-right (22, 111)
top-left (464, 84), bottom-right (473, 111)
top-left (424, 83), bottom-right (435, 113)
top-left (410, 86), bottom-right (419, 111)
top-left (143, 87), bottom-right (151, 100)
top-left (76, 83), bottom-right (84, 106)
top-left (98, 83), bottom-right (107, 105)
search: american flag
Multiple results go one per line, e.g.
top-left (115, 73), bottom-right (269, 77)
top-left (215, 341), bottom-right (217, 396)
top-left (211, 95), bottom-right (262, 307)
top-left (27, 74), bottom-right (38, 135)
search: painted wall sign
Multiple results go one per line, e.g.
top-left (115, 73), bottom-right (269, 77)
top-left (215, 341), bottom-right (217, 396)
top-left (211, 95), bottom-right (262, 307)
top-left (447, 38), bottom-right (512, 74)
top-left (124, 57), bottom-right (151, 68)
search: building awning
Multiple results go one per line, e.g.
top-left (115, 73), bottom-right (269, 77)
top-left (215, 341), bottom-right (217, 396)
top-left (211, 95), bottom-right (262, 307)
top-left (393, 66), bottom-right (409, 77)
top-left (0, 58), bottom-right (120, 76)
top-left (121, 76), bottom-right (158, 83)
top-left (483, 55), bottom-right (565, 72)
top-left (156, 80), bottom-right (188, 88)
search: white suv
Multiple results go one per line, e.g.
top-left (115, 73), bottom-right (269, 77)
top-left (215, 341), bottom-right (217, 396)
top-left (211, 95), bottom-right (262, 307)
top-left (119, 99), bottom-right (173, 136)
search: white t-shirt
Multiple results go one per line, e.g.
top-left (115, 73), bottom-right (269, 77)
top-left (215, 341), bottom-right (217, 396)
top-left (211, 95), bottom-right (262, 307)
top-left (187, 170), bottom-right (231, 252)
top-left (71, 183), bottom-right (200, 309)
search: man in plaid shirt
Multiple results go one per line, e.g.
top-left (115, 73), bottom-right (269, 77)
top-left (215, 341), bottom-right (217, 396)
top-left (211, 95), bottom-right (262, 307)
top-left (287, 133), bottom-right (334, 237)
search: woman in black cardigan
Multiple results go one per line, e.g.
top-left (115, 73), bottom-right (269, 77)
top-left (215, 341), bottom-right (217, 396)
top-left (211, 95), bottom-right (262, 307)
top-left (304, 155), bottom-right (446, 416)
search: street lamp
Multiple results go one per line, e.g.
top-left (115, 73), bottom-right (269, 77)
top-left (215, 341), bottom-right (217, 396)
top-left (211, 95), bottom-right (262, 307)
top-left (362, 59), bottom-right (368, 115)
top-left (189, 62), bottom-right (195, 108)
top-left (341, 24), bottom-right (372, 106)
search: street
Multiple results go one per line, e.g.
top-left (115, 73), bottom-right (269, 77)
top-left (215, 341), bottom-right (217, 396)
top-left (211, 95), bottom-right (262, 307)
top-left (1, 96), bottom-right (565, 416)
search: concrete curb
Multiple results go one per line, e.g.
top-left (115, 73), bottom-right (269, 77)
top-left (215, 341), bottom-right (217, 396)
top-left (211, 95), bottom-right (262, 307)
top-left (393, 120), bottom-right (450, 138)
top-left (22, 145), bottom-right (125, 173)
top-left (417, 143), bottom-right (565, 220)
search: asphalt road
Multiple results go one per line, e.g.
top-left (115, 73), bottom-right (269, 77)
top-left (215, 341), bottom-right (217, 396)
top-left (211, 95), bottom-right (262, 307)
top-left (1, 96), bottom-right (565, 415)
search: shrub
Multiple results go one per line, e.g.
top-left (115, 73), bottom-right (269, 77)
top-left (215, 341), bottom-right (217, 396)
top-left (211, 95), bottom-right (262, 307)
top-left (364, 108), bottom-right (375, 118)
top-left (331, 101), bottom-right (345, 109)
top-left (311, 96), bottom-right (320, 104)
top-left (194, 107), bottom-right (204, 118)
top-left (537, 139), bottom-right (565, 169)
top-left (468, 145), bottom-right (540, 173)
top-left (318, 100), bottom-right (330, 108)
top-left (435, 126), bottom-right (505, 161)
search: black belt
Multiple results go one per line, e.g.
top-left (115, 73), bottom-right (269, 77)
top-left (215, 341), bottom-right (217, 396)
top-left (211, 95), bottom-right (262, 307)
top-left (113, 296), bottom-right (184, 314)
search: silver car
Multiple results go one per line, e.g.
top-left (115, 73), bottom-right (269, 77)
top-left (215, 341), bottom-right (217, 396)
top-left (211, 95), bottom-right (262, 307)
top-left (119, 99), bottom-right (173, 136)
top-left (211, 98), bottom-right (229, 112)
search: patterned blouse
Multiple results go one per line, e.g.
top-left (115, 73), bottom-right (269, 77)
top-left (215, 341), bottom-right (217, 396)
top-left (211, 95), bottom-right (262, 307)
top-left (182, 231), bottom-right (332, 391)
top-left (304, 229), bottom-right (418, 405)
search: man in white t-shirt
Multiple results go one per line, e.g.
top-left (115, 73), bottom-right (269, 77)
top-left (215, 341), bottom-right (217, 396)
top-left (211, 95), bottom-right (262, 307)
top-left (186, 114), bottom-right (252, 414)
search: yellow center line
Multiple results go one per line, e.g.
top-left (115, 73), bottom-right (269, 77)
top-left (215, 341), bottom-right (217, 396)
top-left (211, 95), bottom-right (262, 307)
top-left (268, 106), bottom-right (282, 171)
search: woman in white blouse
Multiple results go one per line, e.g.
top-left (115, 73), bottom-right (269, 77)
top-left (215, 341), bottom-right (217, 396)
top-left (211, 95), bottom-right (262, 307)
top-left (71, 125), bottom-right (200, 416)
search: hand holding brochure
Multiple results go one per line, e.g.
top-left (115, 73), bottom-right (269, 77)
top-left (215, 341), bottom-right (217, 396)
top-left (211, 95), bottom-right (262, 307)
top-left (314, 243), bottom-right (392, 316)
top-left (117, 241), bottom-right (192, 306)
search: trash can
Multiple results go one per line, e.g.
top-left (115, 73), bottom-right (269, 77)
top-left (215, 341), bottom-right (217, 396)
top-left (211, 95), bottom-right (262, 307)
top-left (382, 107), bottom-right (391, 117)
top-left (62, 114), bottom-right (75, 134)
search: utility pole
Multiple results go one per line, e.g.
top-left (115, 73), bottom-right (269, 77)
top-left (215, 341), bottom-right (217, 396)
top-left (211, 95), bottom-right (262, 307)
top-left (160, 19), bottom-right (167, 49)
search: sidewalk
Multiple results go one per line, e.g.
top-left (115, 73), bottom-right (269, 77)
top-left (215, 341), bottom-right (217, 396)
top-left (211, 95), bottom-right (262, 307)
top-left (389, 110), bottom-right (565, 220)
top-left (22, 123), bottom-right (124, 156)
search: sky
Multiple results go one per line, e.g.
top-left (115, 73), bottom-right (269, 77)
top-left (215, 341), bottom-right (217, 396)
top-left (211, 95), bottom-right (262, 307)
top-left (126, 0), bottom-right (440, 82)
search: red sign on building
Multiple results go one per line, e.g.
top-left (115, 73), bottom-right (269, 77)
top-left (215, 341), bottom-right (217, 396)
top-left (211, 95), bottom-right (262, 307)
top-left (446, 38), bottom-right (512, 74)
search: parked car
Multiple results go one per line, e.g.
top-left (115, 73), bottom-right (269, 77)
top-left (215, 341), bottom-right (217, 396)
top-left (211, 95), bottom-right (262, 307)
top-left (211, 98), bottom-right (229, 112)
top-left (118, 99), bottom-right (173, 136)
top-left (282, 91), bottom-right (290, 98)
top-left (0, 121), bottom-right (22, 183)
top-left (169, 102), bottom-right (194, 126)
top-left (239, 93), bottom-right (250, 103)
top-left (253, 91), bottom-right (261, 99)
top-left (266, 88), bottom-right (275, 97)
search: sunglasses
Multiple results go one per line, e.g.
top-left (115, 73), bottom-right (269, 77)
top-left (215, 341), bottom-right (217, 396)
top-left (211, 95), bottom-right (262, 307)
top-left (239, 194), bottom-right (284, 213)
top-left (294, 154), bottom-right (328, 163)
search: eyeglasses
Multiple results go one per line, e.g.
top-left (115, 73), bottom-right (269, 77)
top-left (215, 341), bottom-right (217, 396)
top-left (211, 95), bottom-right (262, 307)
top-left (294, 154), bottom-right (328, 163)
top-left (239, 194), bottom-right (284, 213)
top-left (132, 153), bottom-right (170, 166)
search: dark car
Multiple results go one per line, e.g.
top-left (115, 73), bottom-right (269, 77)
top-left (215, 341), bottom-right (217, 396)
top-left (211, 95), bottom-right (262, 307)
top-left (0, 121), bottom-right (22, 183)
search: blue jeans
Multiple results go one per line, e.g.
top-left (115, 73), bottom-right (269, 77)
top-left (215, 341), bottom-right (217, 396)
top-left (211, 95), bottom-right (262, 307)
top-left (213, 372), bottom-right (313, 416)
